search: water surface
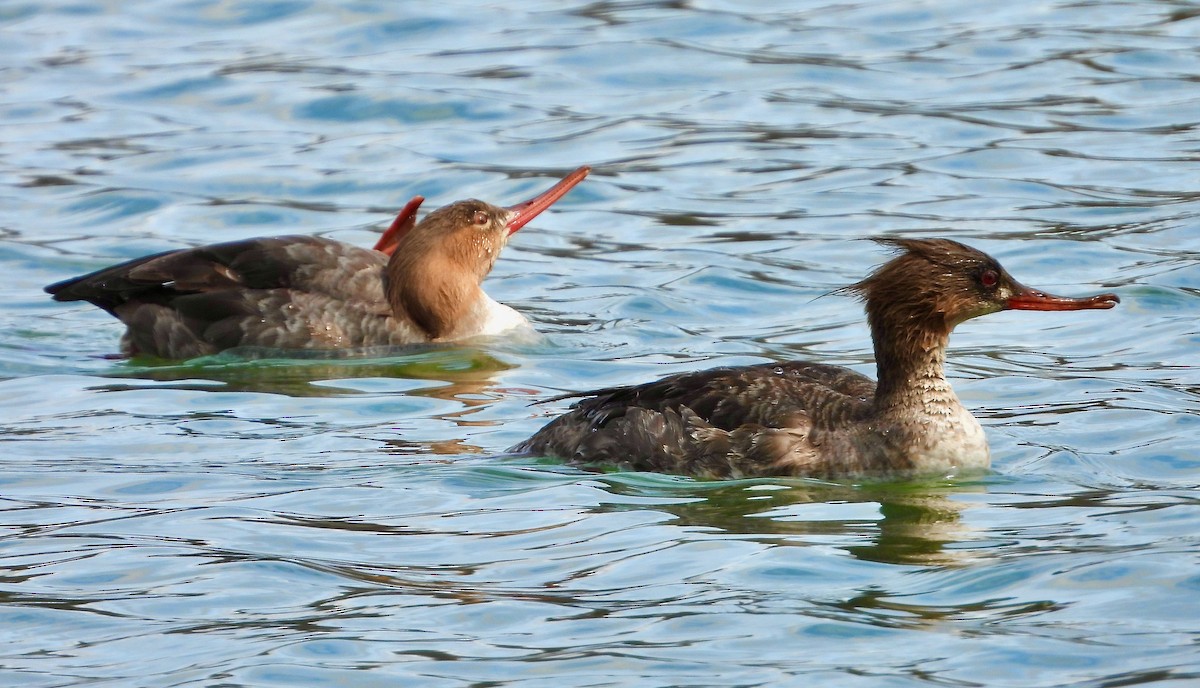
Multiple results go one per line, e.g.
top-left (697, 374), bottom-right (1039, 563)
top-left (2, 1), bottom-right (1198, 686)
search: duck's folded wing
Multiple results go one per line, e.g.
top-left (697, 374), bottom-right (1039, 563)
top-left (45, 236), bottom-right (388, 314)
top-left (552, 360), bottom-right (876, 432)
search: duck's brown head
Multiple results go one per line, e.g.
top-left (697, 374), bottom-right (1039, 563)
top-left (385, 165), bottom-right (590, 339)
top-left (397, 199), bottom-right (520, 284)
top-left (845, 237), bottom-right (1119, 337)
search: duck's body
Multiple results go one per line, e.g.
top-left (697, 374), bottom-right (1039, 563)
top-left (514, 238), bottom-right (1118, 479)
top-left (46, 166), bottom-right (589, 358)
top-left (517, 359), bottom-right (988, 479)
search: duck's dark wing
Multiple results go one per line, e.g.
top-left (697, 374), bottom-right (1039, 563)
top-left (45, 236), bottom-right (395, 357)
top-left (45, 236), bottom-right (387, 314)
top-left (513, 361), bottom-right (876, 476)
top-left (547, 361), bottom-right (874, 430)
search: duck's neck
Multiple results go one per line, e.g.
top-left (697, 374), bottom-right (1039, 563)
top-left (868, 312), bottom-right (958, 418)
top-left (863, 309), bottom-right (990, 473)
top-left (385, 248), bottom-right (486, 340)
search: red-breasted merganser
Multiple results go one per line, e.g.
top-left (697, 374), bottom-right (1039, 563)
top-left (513, 238), bottom-right (1119, 479)
top-left (45, 166), bottom-right (590, 358)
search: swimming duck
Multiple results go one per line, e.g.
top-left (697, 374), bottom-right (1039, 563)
top-left (513, 238), bottom-right (1118, 478)
top-left (45, 166), bottom-right (590, 358)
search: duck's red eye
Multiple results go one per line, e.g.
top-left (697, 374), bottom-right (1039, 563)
top-left (980, 269), bottom-right (999, 289)
top-left (473, 210), bottom-right (489, 226)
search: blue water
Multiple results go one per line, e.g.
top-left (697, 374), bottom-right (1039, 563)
top-left (2, 1), bottom-right (1198, 686)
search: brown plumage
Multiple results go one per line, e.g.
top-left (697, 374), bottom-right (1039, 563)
top-left (45, 166), bottom-right (589, 358)
top-left (513, 238), bottom-right (1119, 479)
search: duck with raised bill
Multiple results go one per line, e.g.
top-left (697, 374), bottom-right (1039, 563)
top-left (45, 166), bottom-right (590, 358)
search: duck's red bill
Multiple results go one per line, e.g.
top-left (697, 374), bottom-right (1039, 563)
top-left (505, 165), bottom-right (591, 235)
top-left (1007, 286), bottom-right (1120, 311)
top-left (374, 195), bottom-right (425, 256)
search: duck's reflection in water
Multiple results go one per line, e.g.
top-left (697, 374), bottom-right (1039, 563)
top-left (598, 476), bottom-right (985, 567)
top-left (91, 346), bottom-right (516, 399)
